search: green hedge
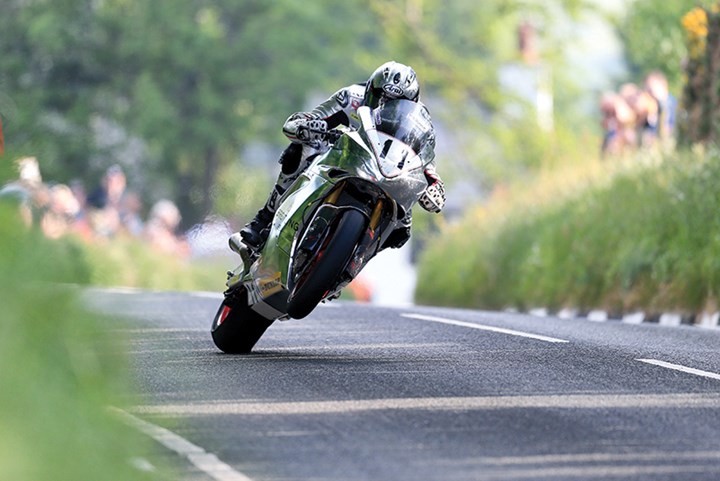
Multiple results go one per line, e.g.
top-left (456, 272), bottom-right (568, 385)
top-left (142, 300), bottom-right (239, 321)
top-left (0, 204), bottom-right (167, 480)
top-left (416, 150), bottom-right (720, 316)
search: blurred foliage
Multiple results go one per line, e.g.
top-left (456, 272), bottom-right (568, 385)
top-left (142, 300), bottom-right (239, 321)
top-left (0, 203), bottom-right (166, 480)
top-left (82, 237), bottom-right (225, 291)
top-left (417, 149), bottom-right (720, 315)
top-left (679, 3), bottom-right (720, 145)
top-left (620, 0), bottom-right (693, 93)
top-left (1, 0), bottom-right (598, 228)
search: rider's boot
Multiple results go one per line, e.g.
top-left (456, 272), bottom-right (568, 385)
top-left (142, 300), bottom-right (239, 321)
top-left (228, 143), bottom-right (307, 256)
top-left (229, 204), bottom-right (274, 254)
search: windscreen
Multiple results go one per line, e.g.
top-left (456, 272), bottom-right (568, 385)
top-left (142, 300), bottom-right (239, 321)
top-left (372, 99), bottom-right (434, 162)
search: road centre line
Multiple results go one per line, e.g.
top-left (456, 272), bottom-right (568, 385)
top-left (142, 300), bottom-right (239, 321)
top-left (636, 359), bottom-right (720, 381)
top-left (401, 313), bottom-right (569, 343)
top-left (111, 407), bottom-right (254, 481)
top-left (132, 393), bottom-right (720, 416)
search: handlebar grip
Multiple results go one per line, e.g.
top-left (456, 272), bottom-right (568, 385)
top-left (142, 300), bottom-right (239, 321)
top-left (307, 129), bottom-right (342, 142)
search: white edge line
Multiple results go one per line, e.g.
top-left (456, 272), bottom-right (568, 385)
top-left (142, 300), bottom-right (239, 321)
top-left (401, 313), bottom-right (569, 344)
top-left (636, 359), bottom-right (720, 381)
top-left (110, 407), bottom-right (255, 481)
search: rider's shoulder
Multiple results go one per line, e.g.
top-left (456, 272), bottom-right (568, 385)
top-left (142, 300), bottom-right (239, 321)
top-left (332, 84), bottom-right (366, 109)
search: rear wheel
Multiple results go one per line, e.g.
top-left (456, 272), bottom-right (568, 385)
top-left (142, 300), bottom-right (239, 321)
top-left (287, 209), bottom-right (366, 319)
top-left (211, 287), bottom-right (274, 353)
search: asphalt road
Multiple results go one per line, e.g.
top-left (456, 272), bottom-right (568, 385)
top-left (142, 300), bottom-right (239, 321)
top-left (86, 288), bottom-right (720, 481)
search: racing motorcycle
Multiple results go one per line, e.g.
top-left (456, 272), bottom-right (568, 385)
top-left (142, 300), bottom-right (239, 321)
top-left (211, 99), bottom-right (435, 353)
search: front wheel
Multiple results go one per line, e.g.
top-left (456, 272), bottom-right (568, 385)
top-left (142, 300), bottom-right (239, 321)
top-left (211, 287), bottom-right (274, 354)
top-left (287, 209), bottom-right (366, 319)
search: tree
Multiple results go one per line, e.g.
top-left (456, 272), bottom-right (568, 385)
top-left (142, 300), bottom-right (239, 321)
top-left (0, 0), bottom-right (111, 182)
top-left (98, 0), bottom-right (382, 225)
top-left (621, 0), bottom-right (716, 93)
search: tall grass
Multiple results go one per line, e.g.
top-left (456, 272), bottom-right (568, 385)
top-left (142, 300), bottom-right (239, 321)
top-left (416, 149), bottom-right (720, 316)
top-left (0, 204), bottom-right (165, 480)
top-left (81, 237), bottom-right (226, 292)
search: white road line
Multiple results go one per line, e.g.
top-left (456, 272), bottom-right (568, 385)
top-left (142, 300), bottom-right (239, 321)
top-left (401, 313), bottom-right (569, 343)
top-left (637, 359), bottom-right (720, 381)
top-left (132, 393), bottom-right (720, 416)
top-left (111, 408), bottom-right (254, 481)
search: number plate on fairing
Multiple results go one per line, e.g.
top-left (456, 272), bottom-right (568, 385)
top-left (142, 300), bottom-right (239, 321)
top-left (375, 133), bottom-right (422, 178)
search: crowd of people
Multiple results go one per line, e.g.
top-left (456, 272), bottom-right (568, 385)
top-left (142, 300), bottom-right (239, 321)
top-left (0, 157), bottom-right (190, 257)
top-left (599, 71), bottom-right (677, 157)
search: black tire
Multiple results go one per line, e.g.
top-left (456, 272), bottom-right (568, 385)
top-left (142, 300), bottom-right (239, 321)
top-left (211, 287), bottom-right (274, 354)
top-left (287, 209), bottom-right (366, 319)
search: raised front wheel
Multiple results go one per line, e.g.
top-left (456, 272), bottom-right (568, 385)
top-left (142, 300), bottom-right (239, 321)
top-left (287, 209), bottom-right (366, 319)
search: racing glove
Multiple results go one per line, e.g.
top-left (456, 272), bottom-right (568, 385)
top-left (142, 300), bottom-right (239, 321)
top-left (296, 118), bottom-right (328, 145)
top-left (418, 171), bottom-right (445, 213)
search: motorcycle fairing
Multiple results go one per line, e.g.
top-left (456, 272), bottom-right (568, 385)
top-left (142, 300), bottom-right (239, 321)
top-left (237, 100), bottom-right (434, 317)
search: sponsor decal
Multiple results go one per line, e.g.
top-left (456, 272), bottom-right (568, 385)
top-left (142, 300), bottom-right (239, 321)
top-left (351, 99), bottom-right (361, 110)
top-left (245, 280), bottom-right (262, 305)
top-left (383, 84), bottom-right (404, 97)
top-left (259, 272), bottom-right (283, 297)
top-left (336, 90), bottom-right (349, 108)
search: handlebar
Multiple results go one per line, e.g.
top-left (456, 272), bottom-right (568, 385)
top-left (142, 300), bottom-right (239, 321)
top-left (306, 128), bottom-right (343, 143)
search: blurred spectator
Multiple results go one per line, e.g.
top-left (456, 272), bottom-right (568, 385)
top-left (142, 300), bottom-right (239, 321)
top-left (600, 70), bottom-right (677, 157)
top-left (0, 157), bottom-right (50, 227)
top-left (644, 71), bottom-right (677, 147)
top-left (143, 199), bottom-right (190, 257)
top-left (67, 178), bottom-right (94, 239)
top-left (87, 164), bottom-right (127, 238)
top-left (600, 92), bottom-right (636, 156)
top-left (69, 179), bottom-right (87, 210)
top-left (119, 191), bottom-right (144, 237)
top-left (40, 184), bottom-right (81, 240)
top-left (619, 82), bottom-right (660, 148)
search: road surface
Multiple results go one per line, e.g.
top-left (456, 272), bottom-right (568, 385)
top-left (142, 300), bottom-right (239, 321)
top-left (86, 288), bottom-right (720, 481)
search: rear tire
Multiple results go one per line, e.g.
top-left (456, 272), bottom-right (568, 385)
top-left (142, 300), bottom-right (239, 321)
top-left (211, 287), bottom-right (274, 354)
top-left (287, 209), bottom-right (366, 319)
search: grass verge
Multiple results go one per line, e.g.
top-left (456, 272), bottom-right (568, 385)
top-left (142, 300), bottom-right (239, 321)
top-left (0, 203), bottom-right (169, 480)
top-left (416, 149), bottom-right (720, 317)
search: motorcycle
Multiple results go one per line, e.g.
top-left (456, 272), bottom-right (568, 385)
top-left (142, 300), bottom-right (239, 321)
top-left (211, 99), bottom-right (435, 353)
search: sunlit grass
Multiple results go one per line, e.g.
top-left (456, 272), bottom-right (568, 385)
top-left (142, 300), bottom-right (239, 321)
top-left (0, 204), bottom-right (168, 480)
top-left (417, 148), bottom-right (720, 316)
top-left (81, 237), bottom-right (226, 292)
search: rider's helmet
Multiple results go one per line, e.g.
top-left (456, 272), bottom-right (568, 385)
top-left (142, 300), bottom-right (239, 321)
top-left (363, 61), bottom-right (420, 109)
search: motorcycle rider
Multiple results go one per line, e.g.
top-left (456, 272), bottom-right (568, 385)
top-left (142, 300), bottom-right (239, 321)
top-left (229, 61), bottom-right (445, 254)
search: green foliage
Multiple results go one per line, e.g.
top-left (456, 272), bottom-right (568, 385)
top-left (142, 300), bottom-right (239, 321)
top-left (0, 0), bottom-right (600, 228)
top-left (82, 237), bottom-right (224, 291)
top-left (0, 0), bottom-right (381, 225)
top-left (212, 162), bottom-right (274, 227)
top-left (621, 0), bottom-right (715, 92)
top-left (417, 150), bottom-right (720, 314)
top-left (0, 204), bottom-right (164, 481)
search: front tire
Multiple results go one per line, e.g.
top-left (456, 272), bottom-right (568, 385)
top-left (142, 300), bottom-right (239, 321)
top-left (287, 209), bottom-right (366, 319)
top-left (211, 287), bottom-right (274, 354)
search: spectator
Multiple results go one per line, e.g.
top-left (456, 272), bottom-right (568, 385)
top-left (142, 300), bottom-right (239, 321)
top-left (0, 156), bottom-right (50, 227)
top-left (600, 71), bottom-right (678, 157)
top-left (119, 191), bottom-right (144, 237)
top-left (87, 164), bottom-right (127, 238)
top-left (644, 71), bottom-right (677, 147)
top-left (619, 82), bottom-right (660, 148)
top-left (600, 92), bottom-right (637, 156)
top-left (143, 199), bottom-right (190, 257)
top-left (40, 184), bottom-right (81, 240)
